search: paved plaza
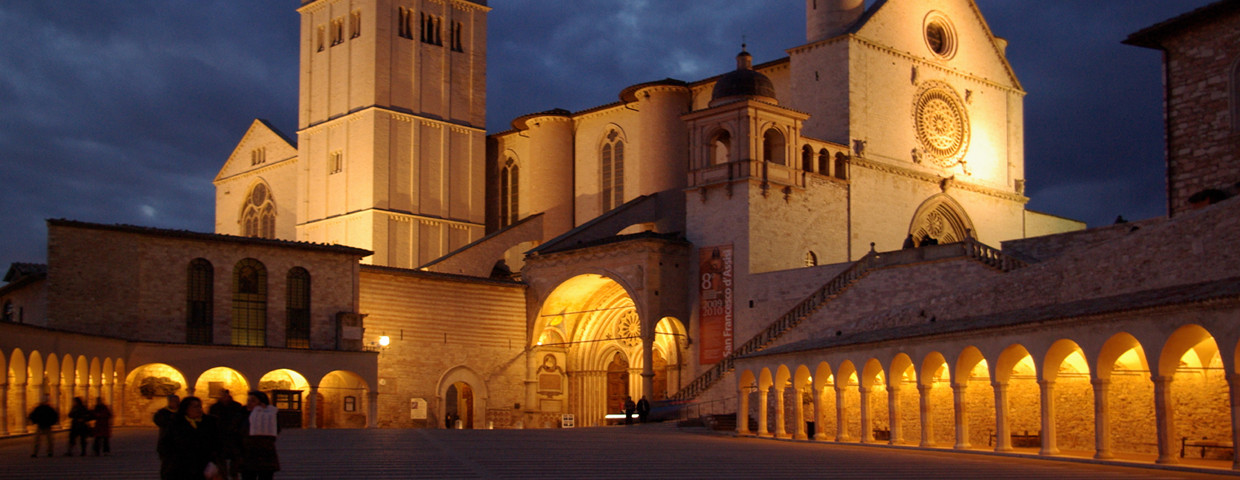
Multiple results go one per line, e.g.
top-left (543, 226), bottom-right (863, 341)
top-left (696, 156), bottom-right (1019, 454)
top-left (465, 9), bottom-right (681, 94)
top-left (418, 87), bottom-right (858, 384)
top-left (0, 425), bottom-right (1235, 479)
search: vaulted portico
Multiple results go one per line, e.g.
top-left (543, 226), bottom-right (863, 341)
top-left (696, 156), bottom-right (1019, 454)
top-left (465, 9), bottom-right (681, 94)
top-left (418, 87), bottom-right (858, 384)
top-left (521, 233), bottom-right (691, 426)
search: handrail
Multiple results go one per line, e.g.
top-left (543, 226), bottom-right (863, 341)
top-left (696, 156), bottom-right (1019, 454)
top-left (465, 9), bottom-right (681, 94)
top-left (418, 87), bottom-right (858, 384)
top-left (669, 239), bottom-right (1029, 402)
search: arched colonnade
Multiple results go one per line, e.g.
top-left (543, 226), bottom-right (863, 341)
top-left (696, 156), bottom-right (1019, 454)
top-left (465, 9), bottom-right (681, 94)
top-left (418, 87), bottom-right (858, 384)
top-left (737, 312), bottom-right (1240, 469)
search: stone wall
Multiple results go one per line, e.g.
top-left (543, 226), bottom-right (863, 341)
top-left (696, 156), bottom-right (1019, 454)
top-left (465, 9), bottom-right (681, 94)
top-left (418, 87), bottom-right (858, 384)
top-left (1154, 8), bottom-right (1240, 215)
top-left (360, 267), bottom-right (527, 429)
top-left (46, 221), bottom-right (363, 348)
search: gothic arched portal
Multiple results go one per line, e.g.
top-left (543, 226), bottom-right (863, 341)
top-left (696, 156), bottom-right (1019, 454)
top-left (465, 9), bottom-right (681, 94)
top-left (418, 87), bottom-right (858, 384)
top-left (908, 194), bottom-right (975, 246)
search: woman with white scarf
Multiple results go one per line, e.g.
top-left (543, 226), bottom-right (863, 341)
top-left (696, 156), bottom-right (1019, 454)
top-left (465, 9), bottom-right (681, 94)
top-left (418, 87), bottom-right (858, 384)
top-left (238, 391), bottom-right (281, 480)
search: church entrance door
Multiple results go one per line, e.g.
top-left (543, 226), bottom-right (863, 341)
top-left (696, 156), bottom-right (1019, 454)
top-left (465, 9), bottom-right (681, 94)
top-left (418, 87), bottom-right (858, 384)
top-left (445, 382), bottom-right (474, 429)
top-left (606, 353), bottom-right (629, 415)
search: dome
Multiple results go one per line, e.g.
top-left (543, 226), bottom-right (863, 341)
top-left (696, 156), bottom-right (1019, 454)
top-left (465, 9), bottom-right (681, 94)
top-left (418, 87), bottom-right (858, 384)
top-left (710, 49), bottom-right (777, 106)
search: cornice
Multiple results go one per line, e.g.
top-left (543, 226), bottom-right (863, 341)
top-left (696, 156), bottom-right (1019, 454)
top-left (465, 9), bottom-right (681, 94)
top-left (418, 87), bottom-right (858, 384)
top-left (851, 157), bottom-right (1026, 203)
top-left (298, 209), bottom-right (484, 230)
top-left (850, 36), bottom-right (1025, 95)
top-left (213, 157), bottom-right (299, 185)
top-left (299, 106), bottom-right (484, 136)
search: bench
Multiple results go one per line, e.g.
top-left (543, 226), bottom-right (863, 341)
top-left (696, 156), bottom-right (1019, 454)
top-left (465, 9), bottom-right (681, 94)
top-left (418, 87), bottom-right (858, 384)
top-left (1181, 437), bottom-right (1234, 459)
top-left (988, 430), bottom-right (1041, 448)
top-left (873, 428), bottom-right (891, 441)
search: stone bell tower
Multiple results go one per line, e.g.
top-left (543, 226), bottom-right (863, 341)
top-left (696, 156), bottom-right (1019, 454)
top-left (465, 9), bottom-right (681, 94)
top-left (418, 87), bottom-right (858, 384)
top-left (295, 0), bottom-right (490, 269)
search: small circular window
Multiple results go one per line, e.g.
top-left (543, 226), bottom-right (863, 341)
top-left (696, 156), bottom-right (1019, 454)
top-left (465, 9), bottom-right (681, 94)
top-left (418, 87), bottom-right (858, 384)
top-left (923, 13), bottom-right (957, 59)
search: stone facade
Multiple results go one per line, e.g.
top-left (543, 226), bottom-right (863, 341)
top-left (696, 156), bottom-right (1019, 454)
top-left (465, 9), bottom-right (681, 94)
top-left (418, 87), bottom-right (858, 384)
top-left (1126, 2), bottom-right (1240, 216)
top-left (45, 220), bottom-right (367, 349)
top-left (359, 266), bottom-right (526, 429)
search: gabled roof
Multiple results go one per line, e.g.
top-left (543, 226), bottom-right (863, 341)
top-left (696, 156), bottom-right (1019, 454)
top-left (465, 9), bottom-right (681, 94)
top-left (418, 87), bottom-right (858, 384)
top-left (1124, 0), bottom-right (1240, 49)
top-left (844, 0), bottom-right (1022, 91)
top-left (214, 119), bottom-right (297, 183)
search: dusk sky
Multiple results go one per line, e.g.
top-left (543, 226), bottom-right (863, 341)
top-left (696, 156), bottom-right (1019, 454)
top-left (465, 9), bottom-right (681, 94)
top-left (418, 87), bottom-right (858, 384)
top-left (0, 1), bottom-right (1216, 276)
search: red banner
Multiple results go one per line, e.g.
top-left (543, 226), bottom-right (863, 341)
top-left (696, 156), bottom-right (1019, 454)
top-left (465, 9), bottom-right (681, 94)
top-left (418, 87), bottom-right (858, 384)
top-left (699, 245), bottom-right (733, 364)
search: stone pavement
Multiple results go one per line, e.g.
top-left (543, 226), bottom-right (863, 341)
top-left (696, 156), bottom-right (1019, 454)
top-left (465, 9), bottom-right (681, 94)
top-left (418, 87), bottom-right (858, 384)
top-left (0, 424), bottom-right (1234, 479)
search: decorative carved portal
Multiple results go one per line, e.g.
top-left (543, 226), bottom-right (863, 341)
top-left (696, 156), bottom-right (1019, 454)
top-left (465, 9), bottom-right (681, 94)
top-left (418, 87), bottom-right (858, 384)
top-left (607, 353), bottom-right (629, 414)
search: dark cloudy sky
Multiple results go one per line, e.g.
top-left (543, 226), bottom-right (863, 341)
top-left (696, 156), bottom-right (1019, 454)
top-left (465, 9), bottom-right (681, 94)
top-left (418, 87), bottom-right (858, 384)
top-left (0, 1), bottom-right (1215, 274)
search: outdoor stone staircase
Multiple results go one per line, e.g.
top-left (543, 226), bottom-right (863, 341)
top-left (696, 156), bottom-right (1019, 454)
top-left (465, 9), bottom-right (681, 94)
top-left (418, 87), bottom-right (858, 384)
top-left (669, 239), bottom-right (1027, 403)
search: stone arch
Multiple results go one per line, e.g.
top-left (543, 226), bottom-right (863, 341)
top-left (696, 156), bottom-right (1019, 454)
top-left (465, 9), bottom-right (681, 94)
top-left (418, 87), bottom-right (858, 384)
top-left (1042, 339), bottom-right (1094, 454)
top-left (836, 360), bottom-right (860, 441)
top-left (437, 366), bottom-right (487, 430)
top-left (818, 148), bottom-right (831, 175)
top-left (1096, 332), bottom-right (1154, 456)
top-left (193, 367), bottom-right (250, 405)
top-left (100, 357), bottom-right (115, 405)
top-left (709, 128), bottom-right (733, 166)
top-left (889, 353), bottom-right (917, 444)
top-left (920, 351), bottom-right (953, 446)
top-left (44, 354), bottom-right (60, 413)
top-left (772, 365), bottom-right (793, 437)
top-left (859, 358), bottom-right (888, 442)
top-left (993, 344), bottom-right (1039, 452)
top-left (28, 351), bottom-right (44, 414)
top-left (74, 356), bottom-right (88, 399)
top-left (652, 316), bottom-right (688, 401)
top-left (318, 370), bottom-right (370, 429)
top-left (532, 272), bottom-right (645, 425)
top-left (908, 193), bottom-right (975, 246)
top-left (1158, 324), bottom-right (1229, 458)
top-left (123, 364), bottom-right (188, 426)
top-left (801, 144), bottom-right (814, 171)
top-left (762, 126), bottom-right (787, 165)
top-left (813, 361), bottom-right (836, 440)
top-left (7, 349), bottom-right (25, 434)
top-left (954, 346), bottom-right (994, 449)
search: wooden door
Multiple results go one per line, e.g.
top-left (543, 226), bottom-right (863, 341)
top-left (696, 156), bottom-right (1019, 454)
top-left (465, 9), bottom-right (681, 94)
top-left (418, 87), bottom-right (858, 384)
top-left (606, 353), bottom-right (629, 414)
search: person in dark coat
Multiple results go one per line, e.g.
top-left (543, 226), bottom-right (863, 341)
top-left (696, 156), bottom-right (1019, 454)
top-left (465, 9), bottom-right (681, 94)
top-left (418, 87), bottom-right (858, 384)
top-left (623, 396), bottom-right (636, 425)
top-left (91, 397), bottom-right (113, 456)
top-left (165, 396), bottom-right (223, 480)
top-left (238, 391), bottom-right (281, 480)
top-left (66, 397), bottom-right (93, 456)
top-left (209, 390), bottom-right (247, 480)
top-left (636, 396), bottom-right (651, 423)
top-left (28, 395), bottom-right (59, 458)
top-left (153, 395), bottom-right (180, 479)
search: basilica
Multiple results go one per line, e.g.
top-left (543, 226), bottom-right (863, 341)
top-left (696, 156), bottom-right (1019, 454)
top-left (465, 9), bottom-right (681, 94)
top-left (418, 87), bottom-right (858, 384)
top-left (4, 0), bottom-right (1240, 471)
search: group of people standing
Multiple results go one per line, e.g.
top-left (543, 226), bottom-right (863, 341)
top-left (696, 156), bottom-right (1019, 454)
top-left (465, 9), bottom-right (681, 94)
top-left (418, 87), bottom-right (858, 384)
top-left (27, 395), bottom-right (113, 458)
top-left (622, 396), bottom-right (651, 425)
top-left (155, 390), bottom-right (281, 480)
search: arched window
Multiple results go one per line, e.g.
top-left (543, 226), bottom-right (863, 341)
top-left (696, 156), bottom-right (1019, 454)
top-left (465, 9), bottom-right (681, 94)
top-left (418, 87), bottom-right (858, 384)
top-left (602, 130), bottom-right (625, 212)
top-left (834, 153), bottom-right (848, 180)
top-left (801, 145), bottom-right (814, 171)
top-left (763, 128), bottom-right (786, 165)
top-left (710, 130), bottom-right (731, 165)
top-left (500, 158), bottom-right (519, 227)
top-left (818, 149), bottom-right (830, 176)
top-left (187, 259), bottom-right (213, 344)
top-left (805, 251), bottom-right (818, 267)
top-left (286, 267), bottom-right (311, 349)
top-left (231, 259), bottom-right (267, 347)
top-left (242, 183), bottom-right (276, 239)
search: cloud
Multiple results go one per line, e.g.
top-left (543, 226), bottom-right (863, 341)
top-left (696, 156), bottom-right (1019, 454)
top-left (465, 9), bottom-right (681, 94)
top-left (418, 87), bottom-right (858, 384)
top-left (0, 0), bottom-right (1221, 275)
